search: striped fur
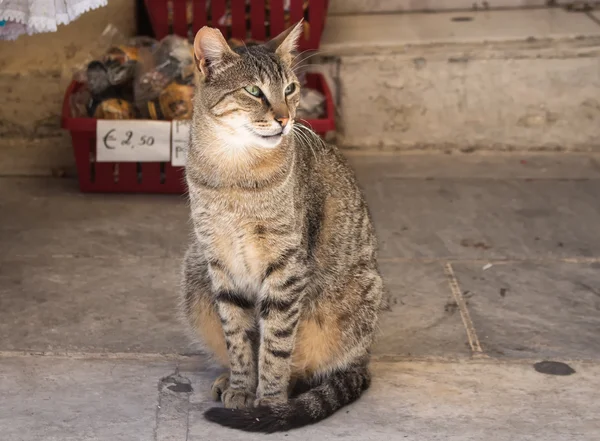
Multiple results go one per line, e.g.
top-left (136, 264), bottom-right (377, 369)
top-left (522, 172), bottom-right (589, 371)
top-left (181, 24), bottom-right (383, 432)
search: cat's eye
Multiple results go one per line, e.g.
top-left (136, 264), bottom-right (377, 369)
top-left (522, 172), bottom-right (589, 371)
top-left (244, 85), bottom-right (263, 97)
top-left (285, 83), bottom-right (296, 95)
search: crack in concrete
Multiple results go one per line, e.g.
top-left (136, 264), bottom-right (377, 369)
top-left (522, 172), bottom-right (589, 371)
top-left (444, 262), bottom-right (485, 355)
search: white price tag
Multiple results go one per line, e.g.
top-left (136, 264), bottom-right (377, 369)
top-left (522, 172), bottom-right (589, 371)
top-left (96, 120), bottom-right (171, 162)
top-left (171, 120), bottom-right (191, 167)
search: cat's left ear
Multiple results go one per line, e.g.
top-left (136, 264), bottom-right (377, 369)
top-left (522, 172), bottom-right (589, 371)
top-left (193, 26), bottom-right (238, 78)
top-left (266, 20), bottom-right (304, 64)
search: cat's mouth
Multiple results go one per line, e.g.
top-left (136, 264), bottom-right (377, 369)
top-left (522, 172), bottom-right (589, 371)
top-left (257, 132), bottom-right (283, 141)
top-left (247, 128), bottom-right (284, 147)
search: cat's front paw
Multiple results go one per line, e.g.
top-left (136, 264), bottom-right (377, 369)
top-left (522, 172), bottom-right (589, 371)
top-left (210, 373), bottom-right (230, 401)
top-left (221, 389), bottom-right (256, 409)
top-left (254, 396), bottom-right (287, 408)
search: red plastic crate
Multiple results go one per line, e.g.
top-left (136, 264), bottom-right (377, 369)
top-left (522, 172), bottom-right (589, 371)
top-left (145, 0), bottom-right (329, 51)
top-left (62, 0), bottom-right (332, 193)
top-left (61, 73), bottom-right (334, 193)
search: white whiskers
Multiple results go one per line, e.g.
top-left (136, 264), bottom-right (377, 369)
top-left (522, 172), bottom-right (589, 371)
top-left (292, 123), bottom-right (319, 162)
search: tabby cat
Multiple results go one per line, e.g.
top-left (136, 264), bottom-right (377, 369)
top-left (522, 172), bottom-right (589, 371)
top-left (181, 22), bottom-right (384, 432)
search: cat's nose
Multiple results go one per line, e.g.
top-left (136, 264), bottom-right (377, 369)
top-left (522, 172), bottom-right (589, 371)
top-left (276, 116), bottom-right (289, 128)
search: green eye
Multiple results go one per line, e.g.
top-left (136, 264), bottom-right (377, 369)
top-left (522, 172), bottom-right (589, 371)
top-left (244, 85), bottom-right (263, 97)
top-left (285, 83), bottom-right (296, 95)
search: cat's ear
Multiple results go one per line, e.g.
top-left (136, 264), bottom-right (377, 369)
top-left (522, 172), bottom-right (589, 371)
top-left (193, 26), bottom-right (238, 78)
top-left (266, 20), bottom-right (303, 63)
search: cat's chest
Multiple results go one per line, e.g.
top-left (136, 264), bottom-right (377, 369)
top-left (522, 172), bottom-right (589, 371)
top-left (190, 186), bottom-right (297, 291)
top-left (198, 214), bottom-right (274, 291)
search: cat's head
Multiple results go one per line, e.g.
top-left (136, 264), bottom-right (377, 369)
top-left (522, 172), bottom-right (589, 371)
top-left (193, 23), bottom-right (303, 149)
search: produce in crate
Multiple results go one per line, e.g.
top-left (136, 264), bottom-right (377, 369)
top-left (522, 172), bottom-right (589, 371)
top-left (135, 35), bottom-right (196, 120)
top-left (87, 38), bottom-right (157, 99)
top-left (69, 36), bottom-right (158, 118)
top-left (70, 33), bottom-right (324, 121)
top-left (139, 80), bottom-right (195, 120)
top-left (90, 98), bottom-right (137, 120)
top-left (134, 35), bottom-right (195, 106)
top-left (86, 45), bottom-right (138, 97)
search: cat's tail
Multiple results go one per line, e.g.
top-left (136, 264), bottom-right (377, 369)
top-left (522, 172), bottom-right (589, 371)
top-left (203, 366), bottom-right (370, 433)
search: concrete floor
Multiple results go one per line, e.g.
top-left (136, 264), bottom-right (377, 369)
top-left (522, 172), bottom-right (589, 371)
top-left (1, 152), bottom-right (600, 440)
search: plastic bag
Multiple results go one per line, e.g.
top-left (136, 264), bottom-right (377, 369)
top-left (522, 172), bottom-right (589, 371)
top-left (69, 26), bottom-right (158, 118)
top-left (134, 35), bottom-right (195, 119)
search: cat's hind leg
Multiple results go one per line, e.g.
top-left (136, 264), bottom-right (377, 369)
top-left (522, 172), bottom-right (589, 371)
top-left (180, 245), bottom-right (229, 367)
top-left (182, 242), bottom-right (260, 409)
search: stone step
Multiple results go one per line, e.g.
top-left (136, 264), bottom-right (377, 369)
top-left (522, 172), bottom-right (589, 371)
top-left (317, 8), bottom-right (600, 151)
top-left (328, 0), bottom-right (556, 15)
